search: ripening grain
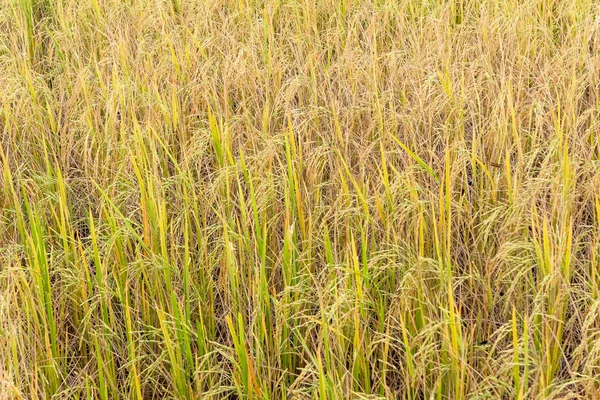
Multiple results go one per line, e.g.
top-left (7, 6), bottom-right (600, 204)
top-left (1, 0), bottom-right (600, 399)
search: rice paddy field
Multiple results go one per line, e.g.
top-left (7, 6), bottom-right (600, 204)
top-left (1, 0), bottom-right (600, 398)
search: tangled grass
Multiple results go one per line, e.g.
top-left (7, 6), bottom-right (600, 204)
top-left (2, 0), bottom-right (600, 398)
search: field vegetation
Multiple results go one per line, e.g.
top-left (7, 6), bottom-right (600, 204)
top-left (1, 0), bottom-right (600, 398)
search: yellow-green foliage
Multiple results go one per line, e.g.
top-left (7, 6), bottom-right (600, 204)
top-left (1, 0), bottom-right (600, 398)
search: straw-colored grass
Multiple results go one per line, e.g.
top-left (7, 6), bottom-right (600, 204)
top-left (1, 0), bottom-right (600, 398)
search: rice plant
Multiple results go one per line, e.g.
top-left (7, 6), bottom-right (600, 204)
top-left (1, 0), bottom-right (600, 398)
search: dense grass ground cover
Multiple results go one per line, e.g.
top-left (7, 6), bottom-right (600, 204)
top-left (1, 0), bottom-right (600, 398)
